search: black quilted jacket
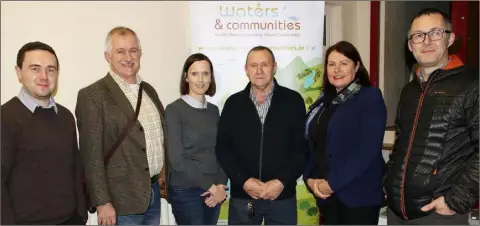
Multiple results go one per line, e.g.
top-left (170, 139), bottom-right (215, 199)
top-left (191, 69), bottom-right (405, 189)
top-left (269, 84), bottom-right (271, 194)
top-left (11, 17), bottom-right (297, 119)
top-left (385, 63), bottom-right (479, 220)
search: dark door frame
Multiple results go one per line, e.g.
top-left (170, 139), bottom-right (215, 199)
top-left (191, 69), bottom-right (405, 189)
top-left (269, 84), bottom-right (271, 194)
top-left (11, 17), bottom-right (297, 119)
top-left (369, 1), bottom-right (380, 87)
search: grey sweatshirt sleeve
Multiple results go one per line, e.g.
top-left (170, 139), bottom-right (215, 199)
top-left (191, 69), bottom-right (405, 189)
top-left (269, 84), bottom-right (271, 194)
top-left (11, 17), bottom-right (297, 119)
top-left (215, 166), bottom-right (228, 185)
top-left (165, 104), bottom-right (212, 191)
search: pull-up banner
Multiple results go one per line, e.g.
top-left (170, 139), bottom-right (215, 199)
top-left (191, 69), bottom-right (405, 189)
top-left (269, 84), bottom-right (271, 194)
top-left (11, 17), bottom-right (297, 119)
top-left (189, 1), bottom-right (325, 224)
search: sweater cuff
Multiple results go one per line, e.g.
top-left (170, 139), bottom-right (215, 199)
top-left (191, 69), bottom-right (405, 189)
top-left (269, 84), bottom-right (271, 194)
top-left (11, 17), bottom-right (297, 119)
top-left (216, 175), bottom-right (228, 186)
top-left (199, 180), bottom-right (214, 192)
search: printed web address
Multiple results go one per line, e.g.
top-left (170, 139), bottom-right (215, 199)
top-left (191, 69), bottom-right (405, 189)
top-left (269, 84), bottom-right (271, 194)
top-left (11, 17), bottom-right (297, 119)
top-left (198, 45), bottom-right (310, 51)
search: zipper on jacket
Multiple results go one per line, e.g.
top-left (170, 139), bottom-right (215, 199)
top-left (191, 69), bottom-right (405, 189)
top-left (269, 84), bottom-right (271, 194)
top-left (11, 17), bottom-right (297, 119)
top-left (400, 78), bottom-right (433, 220)
top-left (248, 88), bottom-right (273, 183)
top-left (258, 107), bottom-right (272, 181)
top-left (259, 125), bottom-right (264, 180)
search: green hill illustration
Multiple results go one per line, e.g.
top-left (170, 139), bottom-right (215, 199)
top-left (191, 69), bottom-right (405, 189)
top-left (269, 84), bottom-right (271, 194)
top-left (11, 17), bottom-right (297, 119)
top-left (275, 56), bottom-right (323, 109)
top-left (305, 57), bottom-right (322, 67)
top-left (275, 56), bottom-right (308, 91)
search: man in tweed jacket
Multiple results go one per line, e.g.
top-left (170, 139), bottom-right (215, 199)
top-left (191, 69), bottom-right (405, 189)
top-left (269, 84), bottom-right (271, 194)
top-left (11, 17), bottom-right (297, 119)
top-left (75, 26), bottom-right (168, 225)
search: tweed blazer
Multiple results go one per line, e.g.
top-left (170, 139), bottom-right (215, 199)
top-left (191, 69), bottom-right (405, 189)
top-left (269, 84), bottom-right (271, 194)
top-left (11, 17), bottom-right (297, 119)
top-left (75, 73), bottom-right (169, 215)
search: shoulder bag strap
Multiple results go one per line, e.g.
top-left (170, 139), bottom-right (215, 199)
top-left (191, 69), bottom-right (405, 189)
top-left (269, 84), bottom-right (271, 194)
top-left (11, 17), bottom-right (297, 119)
top-left (104, 82), bottom-right (144, 165)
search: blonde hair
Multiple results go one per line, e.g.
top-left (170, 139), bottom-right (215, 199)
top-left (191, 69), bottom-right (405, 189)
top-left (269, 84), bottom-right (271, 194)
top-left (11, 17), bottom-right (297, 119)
top-left (104, 26), bottom-right (142, 54)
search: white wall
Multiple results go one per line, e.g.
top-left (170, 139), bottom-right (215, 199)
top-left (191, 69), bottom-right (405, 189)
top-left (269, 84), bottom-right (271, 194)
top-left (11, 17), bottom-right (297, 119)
top-left (321, 1), bottom-right (371, 74)
top-left (325, 1), bottom-right (370, 75)
top-left (1, 1), bottom-right (191, 109)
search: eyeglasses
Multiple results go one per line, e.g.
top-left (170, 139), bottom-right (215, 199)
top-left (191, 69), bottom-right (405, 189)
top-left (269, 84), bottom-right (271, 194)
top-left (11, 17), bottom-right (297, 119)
top-left (409, 29), bottom-right (452, 44)
top-left (246, 200), bottom-right (255, 219)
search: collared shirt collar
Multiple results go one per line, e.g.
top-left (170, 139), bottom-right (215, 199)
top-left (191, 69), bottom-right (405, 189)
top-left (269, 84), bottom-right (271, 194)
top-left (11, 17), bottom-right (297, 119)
top-left (109, 70), bottom-right (142, 93)
top-left (417, 60), bottom-right (450, 84)
top-left (17, 87), bottom-right (58, 113)
top-left (249, 82), bottom-right (275, 103)
top-left (182, 95), bottom-right (208, 109)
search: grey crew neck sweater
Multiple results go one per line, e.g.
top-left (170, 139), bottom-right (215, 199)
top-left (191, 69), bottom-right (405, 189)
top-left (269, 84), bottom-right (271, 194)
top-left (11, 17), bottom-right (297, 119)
top-left (165, 98), bottom-right (227, 191)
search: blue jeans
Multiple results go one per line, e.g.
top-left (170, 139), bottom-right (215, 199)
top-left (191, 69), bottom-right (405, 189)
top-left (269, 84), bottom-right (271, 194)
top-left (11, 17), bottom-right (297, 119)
top-left (116, 182), bottom-right (161, 225)
top-left (169, 186), bottom-right (221, 225)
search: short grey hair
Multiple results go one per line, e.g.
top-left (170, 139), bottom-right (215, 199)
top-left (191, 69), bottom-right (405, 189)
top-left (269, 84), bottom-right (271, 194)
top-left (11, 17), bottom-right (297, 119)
top-left (104, 26), bottom-right (142, 54)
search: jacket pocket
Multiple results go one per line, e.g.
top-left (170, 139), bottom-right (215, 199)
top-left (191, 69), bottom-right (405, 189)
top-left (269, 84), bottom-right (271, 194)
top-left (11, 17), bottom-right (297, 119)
top-left (169, 185), bottom-right (191, 193)
top-left (424, 165), bottom-right (440, 197)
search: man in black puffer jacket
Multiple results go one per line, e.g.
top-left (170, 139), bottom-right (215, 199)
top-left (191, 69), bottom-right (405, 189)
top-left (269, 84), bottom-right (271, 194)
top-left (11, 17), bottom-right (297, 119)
top-left (385, 8), bottom-right (479, 225)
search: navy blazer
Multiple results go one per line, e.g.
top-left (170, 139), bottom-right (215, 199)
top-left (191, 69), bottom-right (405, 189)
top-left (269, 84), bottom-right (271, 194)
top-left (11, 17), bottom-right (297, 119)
top-left (303, 87), bottom-right (387, 208)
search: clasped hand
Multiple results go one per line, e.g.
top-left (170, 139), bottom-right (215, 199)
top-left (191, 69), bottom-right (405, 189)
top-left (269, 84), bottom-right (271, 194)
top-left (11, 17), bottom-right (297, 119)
top-left (201, 184), bottom-right (228, 208)
top-left (243, 178), bottom-right (284, 200)
top-left (306, 179), bottom-right (334, 199)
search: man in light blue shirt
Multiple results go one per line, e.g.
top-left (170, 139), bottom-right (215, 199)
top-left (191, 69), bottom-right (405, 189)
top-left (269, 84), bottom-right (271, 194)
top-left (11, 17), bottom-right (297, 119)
top-left (1, 41), bottom-right (87, 225)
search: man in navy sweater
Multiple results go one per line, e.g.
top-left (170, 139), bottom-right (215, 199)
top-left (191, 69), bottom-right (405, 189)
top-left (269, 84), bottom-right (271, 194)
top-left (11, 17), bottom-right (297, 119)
top-left (216, 46), bottom-right (308, 225)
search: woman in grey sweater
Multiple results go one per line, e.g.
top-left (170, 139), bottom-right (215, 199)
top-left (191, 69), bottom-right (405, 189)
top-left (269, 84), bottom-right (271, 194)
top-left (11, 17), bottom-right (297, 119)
top-left (165, 53), bottom-right (228, 225)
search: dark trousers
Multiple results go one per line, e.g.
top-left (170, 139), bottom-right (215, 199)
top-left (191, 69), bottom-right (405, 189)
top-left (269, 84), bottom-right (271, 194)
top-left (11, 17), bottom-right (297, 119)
top-left (59, 214), bottom-right (86, 225)
top-left (318, 195), bottom-right (380, 225)
top-left (228, 197), bottom-right (297, 225)
top-left (387, 207), bottom-right (469, 225)
top-left (169, 186), bottom-right (221, 225)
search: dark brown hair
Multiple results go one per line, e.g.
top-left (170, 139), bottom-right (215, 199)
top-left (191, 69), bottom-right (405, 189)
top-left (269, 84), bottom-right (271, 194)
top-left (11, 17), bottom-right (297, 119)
top-left (180, 53), bottom-right (216, 96)
top-left (17, 41), bottom-right (59, 70)
top-left (323, 41), bottom-right (371, 96)
top-left (408, 8), bottom-right (451, 37)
